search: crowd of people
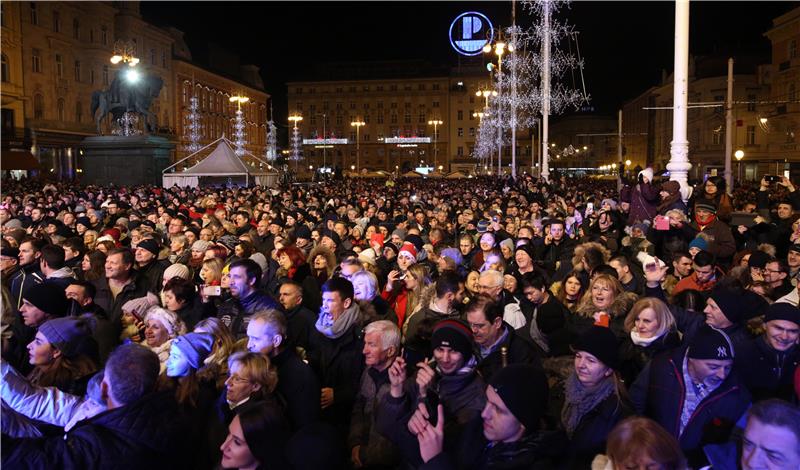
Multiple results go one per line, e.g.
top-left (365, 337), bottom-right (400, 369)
top-left (0, 170), bottom-right (799, 470)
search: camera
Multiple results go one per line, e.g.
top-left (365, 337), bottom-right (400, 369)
top-left (764, 175), bottom-right (780, 183)
top-left (202, 285), bottom-right (222, 296)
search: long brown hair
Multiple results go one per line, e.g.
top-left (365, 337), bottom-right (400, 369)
top-left (605, 416), bottom-right (687, 470)
top-left (28, 354), bottom-right (98, 392)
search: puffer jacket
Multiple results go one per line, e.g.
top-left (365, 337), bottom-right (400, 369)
top-left (1, 363), bottom-right (105, 437)
top-left (347, 366), bottom-right (400, 468)
top-left (2, 390), bottom-right (188, 470)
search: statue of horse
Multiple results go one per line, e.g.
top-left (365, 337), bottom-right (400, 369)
top-left (90, 74), bottom-right (164, 135)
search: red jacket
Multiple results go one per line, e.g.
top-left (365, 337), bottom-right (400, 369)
top-left (671, 266), bottom-right (725, 296)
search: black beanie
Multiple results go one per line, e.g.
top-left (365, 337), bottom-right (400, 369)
top-left (688, 325), bottom-right (734, 360)
top-left (136, 238), bottom-right (160, 257)
top-left (489, 364), bottom-right (549, 432)
top-left (322, 229), bottom-right (341, 247)
top-left (764, 302), bottom-right (800, 326)
top-left (295, 225), bottom-right (312, 240)
top-left (573, 325), bottom-right (620, 369)
top-left (711, 287), bottom-right (768, 324)
top-left (431, 319), bottom-right (474, 360)
top-left (24, 283), bottom-right (71, 317)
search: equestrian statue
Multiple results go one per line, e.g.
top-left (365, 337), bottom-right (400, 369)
top-left (90, 73), bottom-right (164, 135)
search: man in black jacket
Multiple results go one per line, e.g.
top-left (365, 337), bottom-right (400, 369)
top-left (246, 309), bottom-right (320, 430)
top-left (307, 277), bottom-right (366, 432)
top-left (10, 237), bottom-right (45, 310)
top-left (631, 325), bottom-right (751, 467)
top-left (466, 295), bottom-right (539, 381)
top-left (735, 302), bottom-right (800, 402)
top-left (133, 238), bottom-right (166, 296)
top-left (217, 258), bottom-right (280, 339)
top-left (2, 343), bottom-right (188, 469)
top-left (277, 280), bottom-right (317, 351)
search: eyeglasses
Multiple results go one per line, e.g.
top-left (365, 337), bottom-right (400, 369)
top-left (469, 322), bottom-right (489, 331)
top-left (227, 374), bottom-right (251, 385)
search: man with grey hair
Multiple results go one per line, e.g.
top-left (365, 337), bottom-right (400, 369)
top-left (2, 343), bottom-right (187, 468)
top-left (348, 320), bottom-right (401, 469)
top-left (479, 270), bottom-right (525, 329)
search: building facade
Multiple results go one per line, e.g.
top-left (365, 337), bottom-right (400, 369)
top-left (1, 1), bottom-right (268, 180)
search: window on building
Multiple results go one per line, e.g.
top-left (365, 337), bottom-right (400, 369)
top-left (377, 114), bottom-right (384, 124)
top-left (790, 39), bottom-right (797, 59)
top-left (469, 127), bottom-right (475, 137)
top-left (349, 86), bottom-right (356, 92)
top-left (457, 110), bottom-right (463, 120)
top-left (363, 103), bottom-right (369, 110)
top-left (57, 98), bottom-right (65, 121)
top-left (377, 85), bottom-right (384, 91)
top-left (350, 102), bottom-right (356, 110)
top-left (322, 101), bottom-right (329, 110)
top-left (336, 102), bottom-right (343, 110)
top-left (786, 125), bottom-right (796, 143)
top-left (90, 69), bottom-right (95, 84)
top-left (102, 65), bottom-right (109, 85)
top-left (404, 113), bottom-right (411, 124)
top-left (390, 84), bottom-right (397, 91)
top-left (34, 94), bottom-right (44, 119)
top-left (74, 60), bottom-right (81, 81)
top-left (53, 11), bottom-right (60, 32)
top-left (457, 146), bottom-right (464, 156)
top-left (30, 2), bottom-right (38, 25)
top-left (336, 115), bottom-right (343, 125)
top-left (310, 115), bottom-right (316, 125)
top-left (55, 54), bottom-right (63, 78)
top-left (432, 84), bottom-right (440, 91)
top-left (418, 112), bottom-right (425, 123)
top-left (390, 102), bottom-right (397, 109)
top-left (712, 129), bottom-right (722, 145)
top-left (162, 50), bottom-right (167, 68)
top-left (150, 49), bottom-right (156, 65)
top-left (1, 54), bottom-right (8, 82)
top-left (391, 114), bottom-right (397, 124)
top-left (404, 84), bottom-right (411, 91)
top-left (433, 101), bottom-right (440, 108)
top-left (457, 127), bottom-right (464, 137)
top-left (469, 109), bottom-right (474, 120)
top-left (90, 28), bottom-right (94, 43)
top-left (790, 83), bottom-right (797, 101)
top-left (32, 48), bottom-right (41, 73)
top-left (469, 95), bottom-right (474, 103)
top-left (73, 18), bottom-right (80, 40)
top-left (746, 94), bottom-right (756, 112)
top-left (349, 131), bottom-right (356, 141)
top-left (76, 101), bottom-right (82, 123)
top-left (101, 26), bottom-right (108, 45)
top-left (418, 84), bottom-right (425, 91)
top-left (746, 125), bottom-right (755, 145)
top-left (363, 85), bottom-right (369, 91)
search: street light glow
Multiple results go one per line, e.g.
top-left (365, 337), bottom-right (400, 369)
top-left (734, 150), bottom-right (745, 160)
top-left (125, 69), bottom-right (140, 83)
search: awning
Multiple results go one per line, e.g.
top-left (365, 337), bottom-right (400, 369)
top-left (1, 150), bottom-right (40, 170)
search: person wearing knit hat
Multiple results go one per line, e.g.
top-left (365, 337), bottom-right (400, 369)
top-left (391, 228), bottom-right (407, 247)
top-left (37, 316), bottom-right (94, 359)
top-left (191, 239), bottom-right (211, 255)
top-left (369, 232), bottom-right (385, 251)
top-left (136, 238), bottom-right (160, 258)
top-left (163, 263), bottom-right (190, 285)
top-left (707, 286), bottom-right (764, 328)
top-left (20, 283), bottom-right (71, 327)
top-left (430, 319), bottom-right (474, 363)
top-left (142, 306), bottom-right (186, 373)
top-left (687, 237), bottom-right (709, 257)
top-left (694, 199), bottom-right (717, 215)
top-left (320, 229), bottom-right (341, 251)
top-left (477, 219), bottom-right (491, 234)
top-left (562, 325), bottom-right (632, 467)
top-left (487, 364), bottom-right (549, 435)
top-left (397, 242), bottom-right (418, 271)
top-left (601, 198), bottom-right (619, 212)
top-left (166, 332), bottom-right (214, 377)
top-left (735, 302), bottom-right (800, 401)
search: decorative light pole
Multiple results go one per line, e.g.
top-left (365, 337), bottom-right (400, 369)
top-left (427, 119), bottom-right (443, 171)
top-left (110, 40), bottom-right (140, 67)
top-left (484, 37), bottom-right (511, 176)
top-left (351, 119), bottom-right (365, 173)
top-left (289, 114), bottom-right (303, 170)
top-left (229, 95), bottom-right (249, 157)
top-left (184, 91), bottom-right (202, 154)
top-left (667, 0), bottom-right (692, 201)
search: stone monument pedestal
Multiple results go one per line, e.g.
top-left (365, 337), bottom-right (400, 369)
top-left (80, 135), bottom-right (174, 186)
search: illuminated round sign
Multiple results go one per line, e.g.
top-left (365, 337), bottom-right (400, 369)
top-left (449, 11), bottom-right (494, 56)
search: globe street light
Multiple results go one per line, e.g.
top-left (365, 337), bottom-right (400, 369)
top-left (428, 119), bottom-right (443, 170)
top-left (351, 119), bottom-right (365, 173)
top-left (735, 149), bottom-right (744, 181)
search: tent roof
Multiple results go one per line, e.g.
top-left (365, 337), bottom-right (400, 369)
top-left (165, 138), bottom-right (273, 176)
top-left (401, 170), bottom-right (422, 178)
top-left (445, 171), bottom-right (468, 179)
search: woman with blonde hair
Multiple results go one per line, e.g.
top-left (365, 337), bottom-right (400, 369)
top-left (618, 297), bottom-right (680, 385)
top-left (382, 262), bottom-right (430, 331)
top-left (592, 416), bottom-right (687, 470)
top-left (573, 274), bottom-right (638, 339)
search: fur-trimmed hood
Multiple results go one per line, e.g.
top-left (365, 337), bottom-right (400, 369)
top-left (576, 290), bottom-right (638, 319)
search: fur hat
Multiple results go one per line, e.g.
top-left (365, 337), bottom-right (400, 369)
top-left (143, 307), bottom-right (185, 338)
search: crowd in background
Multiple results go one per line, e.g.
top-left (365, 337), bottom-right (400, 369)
top-left (1, 170), bottom-right (799, 470)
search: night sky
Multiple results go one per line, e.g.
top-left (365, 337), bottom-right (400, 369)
top-left (142, 1), bottom-right (797, 126)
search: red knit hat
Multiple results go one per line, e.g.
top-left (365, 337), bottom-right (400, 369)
top-left (370, 233), bottom-right (385, 248)
top-left (399, 242), bottom-right (417, 260)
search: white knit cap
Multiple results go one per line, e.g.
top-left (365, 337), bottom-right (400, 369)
top-left (163, 263), bottom-right (190, 282)
top-left (143, 307), bottom-right (186, 338)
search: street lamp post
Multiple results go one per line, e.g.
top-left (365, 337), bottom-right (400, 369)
top-left (735, 149), bottom-right (744, 181)
top-left (484, 38), bottom-right (510, 176)
top-left (427, 119), bottom-right (443, 171)
top-left (351, 119), bottom-right (365, 174)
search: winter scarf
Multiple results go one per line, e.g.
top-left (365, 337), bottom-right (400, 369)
top-left (561, 372), bottom-right (615, 437)
top-left (694, 212), bottom-right (717, 230)
top-left (315, 302), bottom-right (360, 339)
top-left (630, 330), bottom-right (662, 347)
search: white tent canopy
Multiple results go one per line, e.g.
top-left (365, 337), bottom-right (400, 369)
top-left (163, 137), bottom-right (278, 188)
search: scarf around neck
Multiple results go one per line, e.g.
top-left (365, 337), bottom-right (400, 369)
top-left (630, 330), bottom-right (661, 347)
top-left (694, 212), bottom-right (716, 229)
top-left (315, 302), bottom-right (360, 339)
top-left (561, 371), bottom-right (615, 437)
